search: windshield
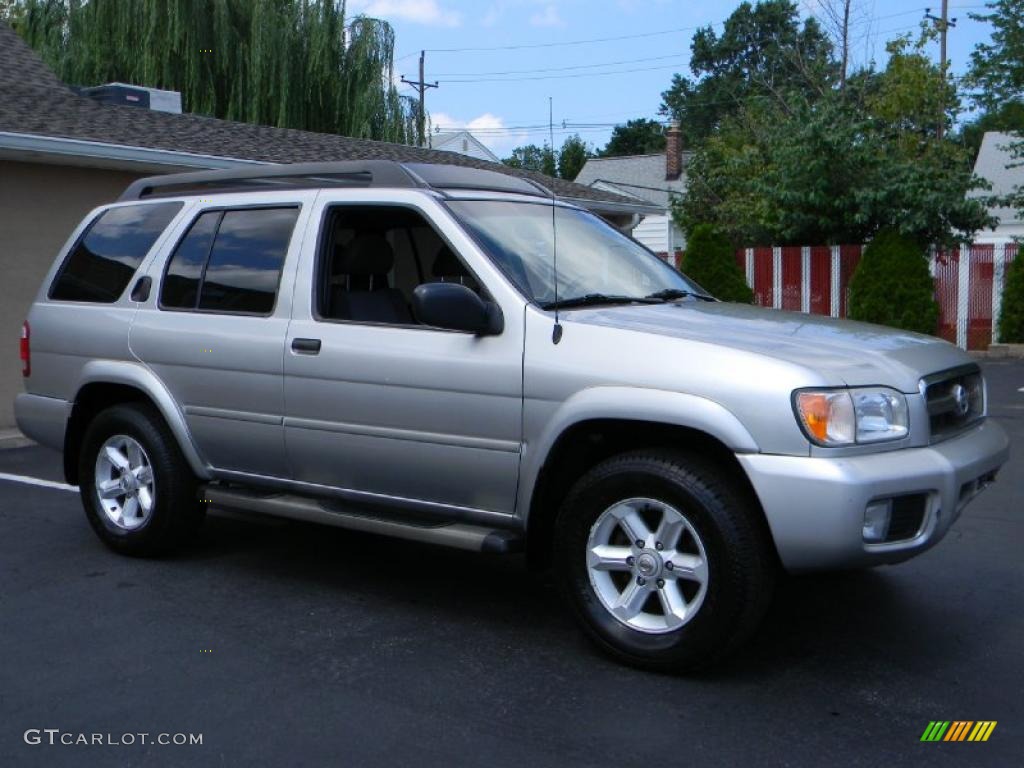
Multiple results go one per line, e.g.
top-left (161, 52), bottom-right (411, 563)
top-left (447, 200), bottom-right (707, 308)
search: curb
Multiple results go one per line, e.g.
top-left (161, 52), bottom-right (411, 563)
top-left (0, 429), bottom-right (34, 450)
top-left (975, 344), bottom-right (1024, 359)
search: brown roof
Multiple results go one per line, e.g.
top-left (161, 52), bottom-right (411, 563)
top-left (0, 23), bottom-right (642, 210)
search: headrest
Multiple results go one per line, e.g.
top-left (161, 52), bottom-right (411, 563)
top-left (336, 233), bottom-right (394, 276)
top-left (431, 245), bottom-right (468, 278)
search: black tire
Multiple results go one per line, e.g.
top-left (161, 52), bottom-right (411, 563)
top-left (78, 403), bottom-right (205, 556)
top-left (554, 450), bottom-right (776, 672)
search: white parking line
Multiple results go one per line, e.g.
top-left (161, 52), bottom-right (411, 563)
top-left (0, 472), bottom-right (77, 492)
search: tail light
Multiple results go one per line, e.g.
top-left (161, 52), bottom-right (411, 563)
top-left (20, 321), bottom-right (30, 377)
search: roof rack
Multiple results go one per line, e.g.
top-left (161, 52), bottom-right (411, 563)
top-left (118, 160), bottom-right (419, 201)
top-left (118, 160), bottom-right (551, 202)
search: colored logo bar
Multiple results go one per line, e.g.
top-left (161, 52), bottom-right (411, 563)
top-left (921, 721), bottom-right (997, 742)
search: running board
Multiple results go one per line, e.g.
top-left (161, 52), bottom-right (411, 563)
top-left (198, 484), bottom-right (523, 554)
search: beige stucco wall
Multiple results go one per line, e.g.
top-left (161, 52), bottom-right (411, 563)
top-left (0, 159), bottom-right (143, 429)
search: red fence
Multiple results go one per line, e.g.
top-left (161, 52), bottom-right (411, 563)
top-left (714, 242), bottom-right (1019, 350)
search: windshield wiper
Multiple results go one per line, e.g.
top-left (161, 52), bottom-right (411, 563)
top-left (541, 293), bottom-right (660, 310)
top-left (644, 288), bottom-right (715, 302)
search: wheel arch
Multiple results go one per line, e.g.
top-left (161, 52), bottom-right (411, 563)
top-left (521, 388), bottom-right (768, 567)
top-left (64, 361), bottom-right (210, 485)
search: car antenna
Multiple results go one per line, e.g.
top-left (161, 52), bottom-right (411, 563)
top-left (549, 96), bottom-right (563, 345)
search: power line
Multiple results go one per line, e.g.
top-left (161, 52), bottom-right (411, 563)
top-left (413, 6), bottom-right (933, 57)
top-left (437, 21), bottom-right (923, 85)
top-left (441, 62), bottom-right (691, 85)
top-left (424, 25), bottom-right (701, 54)
top-left (432, 52), bottom-right (687, 78)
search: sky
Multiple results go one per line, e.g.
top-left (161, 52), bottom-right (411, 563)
top-left (347, 0), bottom-right (998, 158)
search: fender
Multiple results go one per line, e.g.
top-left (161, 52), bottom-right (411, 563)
top-left (516, 386), bottom-right (760, 521)
top-left (75, 360), bottom-right (212, 480)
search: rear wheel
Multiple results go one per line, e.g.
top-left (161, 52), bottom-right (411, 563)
top-left (79, 403), bottom-right (205, 556)
top-left (554, 450), bottom-right (776, 672)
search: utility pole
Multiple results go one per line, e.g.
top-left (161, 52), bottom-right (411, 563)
top-left (400, 50), bottom-right (438, 148)
top-left (925, 2), bottom-right (957, 140)
top-left (839, 0), bottom-right (850, 91)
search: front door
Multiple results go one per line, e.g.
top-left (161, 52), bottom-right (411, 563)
top-left (282, 199), bottom-right (524, 515)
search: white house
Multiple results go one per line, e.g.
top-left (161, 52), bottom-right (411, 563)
top-left (574, 122), bottom-right (687, 259)
top-left (972, 131), bottom-right (1024, 242)
top-left (428, 130), bottom-right (499, 163)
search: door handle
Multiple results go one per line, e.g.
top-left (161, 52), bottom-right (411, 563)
top-left (130, 276), bottom-right (152, 302)
top-left (291, 338), bottom-right (322, 354)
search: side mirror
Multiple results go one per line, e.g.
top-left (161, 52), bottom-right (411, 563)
top-left (412, 283), bottom-right (504, 336)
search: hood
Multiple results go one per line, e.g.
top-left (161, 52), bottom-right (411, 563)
top-left (567, 300), bottom-right (970, 392)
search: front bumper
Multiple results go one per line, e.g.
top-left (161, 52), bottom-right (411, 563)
top-left (738, 419), bottom-right (1010, 572)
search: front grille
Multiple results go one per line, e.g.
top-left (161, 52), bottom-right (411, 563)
top-left (923, 366), bottom-right (984, 442)
top-left (885, 494), bottom-right (927, 541)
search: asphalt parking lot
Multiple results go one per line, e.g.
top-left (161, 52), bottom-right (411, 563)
top-left (1, 361), bottom-right (1021, 768)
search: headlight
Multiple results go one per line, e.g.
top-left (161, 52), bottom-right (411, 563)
top-left (794, 387), bottom-right (909, 446)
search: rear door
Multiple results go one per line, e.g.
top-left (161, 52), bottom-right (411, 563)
top-left (130, 192), bottom-right (314, 477)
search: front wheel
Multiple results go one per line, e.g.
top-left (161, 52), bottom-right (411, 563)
top-left (79, 403), bottom-right (205, 556)
top-left (554, 450), bottom-right (776, 672)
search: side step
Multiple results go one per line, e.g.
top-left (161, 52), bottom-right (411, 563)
top-left (198, 484), bottom-right (523, 554)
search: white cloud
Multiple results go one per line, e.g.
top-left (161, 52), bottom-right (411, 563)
top-left (354, 0), bottom-right (462, 27)
top-left (529, 5), bottom-right (564, 27)
top-left (428, 112), bottom-right (528, 157)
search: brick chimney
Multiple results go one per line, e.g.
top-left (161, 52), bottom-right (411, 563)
top-left (665, 120), bottom-right (682, 180)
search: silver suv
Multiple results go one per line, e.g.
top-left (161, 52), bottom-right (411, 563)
top-left (15, 161), bottom-right (1010, 671)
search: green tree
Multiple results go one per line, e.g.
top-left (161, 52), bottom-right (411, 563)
top-left (998, 252), bottom-right (1024, 343)
top-left (968, 0), bottom-right (1024, 111)
top-left (557, 134), bottom-right (591, 180)
top-left (660, 0), bottom-right (835, 146)
top-left (502, 143), bottom-right (557, 177)
top-left (681, 224), bottom-right (754, 303)
top-left (0, 0), bottom-right (24, 22)
top-left (848, 230), bottom-right (939, 334)
top-left (13, 0), bottom-right (416, 143)
top-left (676, 34), bottom-right (993, 246)
top-left (966, 0), bottom-right (1024, 217)
top-left (960, 101), bottom-right (1024, 159)
top-left (599, 118), bottom-right (665, 156)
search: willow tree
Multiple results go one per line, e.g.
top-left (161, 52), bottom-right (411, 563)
top-left (13, 0), bottom-right (416, 143)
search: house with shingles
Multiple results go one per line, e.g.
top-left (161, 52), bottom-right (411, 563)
top-left (972, 131), bottom-right (1024, 243)
top-left (0, 22), bottom-right (656, 428)
top-left (574, 122), bottom-right (688, 260)
top-left (428, 130), bottom-right (499, 163)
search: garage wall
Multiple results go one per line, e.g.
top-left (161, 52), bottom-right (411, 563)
top-left (0, 160), bottom-right (142, 429)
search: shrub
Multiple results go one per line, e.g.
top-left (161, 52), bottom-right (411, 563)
top-left (998, 249), bottom-right (1024, 343)
top-left (848, 230), bottom-right (939, 335)
top-left (681, 224), bottom-right (754, 303)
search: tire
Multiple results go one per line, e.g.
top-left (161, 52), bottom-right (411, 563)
top-left (554, 450), bottom-right (776, 672)
top-left (78, 403), bottom-right (205, 556)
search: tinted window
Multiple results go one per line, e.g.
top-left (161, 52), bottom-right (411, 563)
top-left (198, 208), bottom-right (298, 314)
top-left (161, 212), bottom-right (219, 309)
top-left (319, 206), bottom-right (480, 326)
top-left (50, 202), bottom-right (182, 303)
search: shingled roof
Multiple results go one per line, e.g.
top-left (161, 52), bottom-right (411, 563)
top-left (0, 23), bottom-right (652, 214)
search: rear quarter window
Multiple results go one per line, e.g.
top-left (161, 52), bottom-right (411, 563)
top-left (49, 202), bottom-right (183, 303)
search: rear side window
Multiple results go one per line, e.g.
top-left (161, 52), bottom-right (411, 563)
top-left (161, 207), bottom-right (299, 315)
top-left (49, 202), bottom-right (182, 303)
top-left (161, 212), bottom-right (218, 309)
